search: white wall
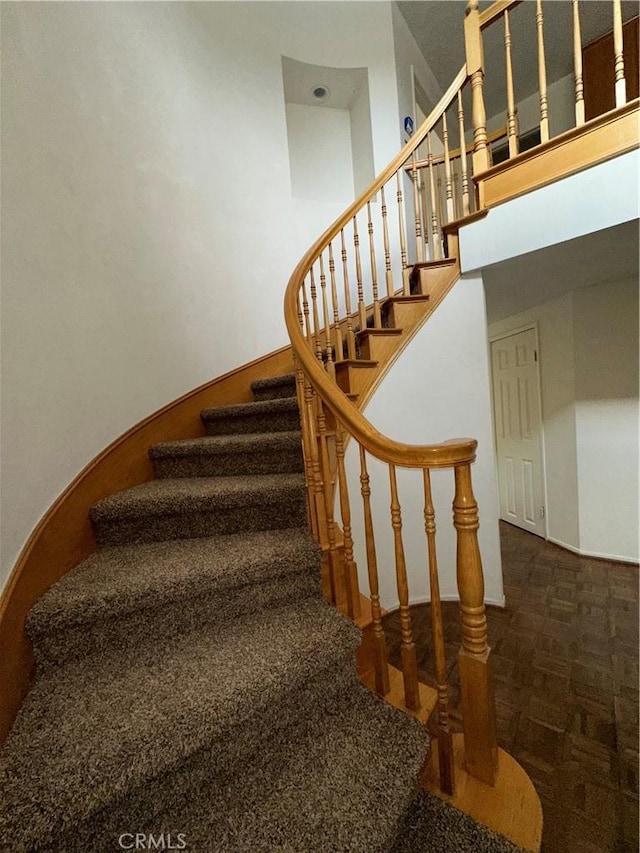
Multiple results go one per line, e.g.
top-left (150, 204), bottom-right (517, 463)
top-left (487, 71), bottom-right (577, 143)
top-left (285, 103), bottom-right (355, 203)
top-left (573, 278), bottom-right (639, 562)
top-left (460, 149), bottom-right (640, 273)
top-left (0, 1), bottom-right (404, 589)
top-left (345, 273), bottom-right (504, 611)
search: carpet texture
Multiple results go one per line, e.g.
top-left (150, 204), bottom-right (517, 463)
top-left (0, 375), bottom-right (523, 852)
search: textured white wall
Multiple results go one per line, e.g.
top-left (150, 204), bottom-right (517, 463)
top-left (0, 1), bottom-right (404, 589)
top-left (345, 273), bottom-right (504, 611)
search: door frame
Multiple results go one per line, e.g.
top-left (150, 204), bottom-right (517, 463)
top-left (489, 322), bottom-right (549, 539)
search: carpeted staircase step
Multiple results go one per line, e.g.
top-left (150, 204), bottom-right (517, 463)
top-left (201, 395), bottom-right (300, 435)
top-left (133, 674), bottom-right (430, 853)
top-left (149, 430), bottom-right (303, 478)
top-left (250, 372), bottom-right (297, 400)
top-left (89, 473), bottom-right (307, 546)
top-left (27, 528), bottom-right (321, 669)
top-left (0, 599), bottom-right (366, 852)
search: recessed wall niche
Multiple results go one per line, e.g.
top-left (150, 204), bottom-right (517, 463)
top-left (282, 56), bottom-right (375, 203)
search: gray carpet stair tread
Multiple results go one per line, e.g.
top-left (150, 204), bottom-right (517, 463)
top-left (250, 373), bottom-right (296, 391)
top-left (150, 677), bottom-right (428, 853)
top-left (149, 430), bottom-right (301, 459)
top-left (90, 473), bottom-right (305, 521)
top-left (0, 599), bottom-right (361, 847)
top-left (201, 395), bottom-right (298, 421)
top-left (27, 528), bottom-right (320, 639)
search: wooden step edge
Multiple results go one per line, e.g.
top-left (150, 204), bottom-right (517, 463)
top-left (355, 327), bottom-right (403, 340)
top-left (380, 293), bottom-right (431, 307)
top-left (334, 359), bottom-right (378, 369)
top-left (441, 208), bottom-right (489, 235)
top-left (410, 257), bottom-right (458, 270)
top-left (359, 664), bottom-right (436, 725)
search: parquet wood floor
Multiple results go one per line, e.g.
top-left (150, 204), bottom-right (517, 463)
top-left (382, 522), bottom-right (639, 853)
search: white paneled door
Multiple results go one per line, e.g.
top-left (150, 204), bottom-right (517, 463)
top-left (490, 328), bottom-right (546, 537)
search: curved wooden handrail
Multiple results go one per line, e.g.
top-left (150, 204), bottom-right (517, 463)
top-left (284, 65), bottom-right (476, 470)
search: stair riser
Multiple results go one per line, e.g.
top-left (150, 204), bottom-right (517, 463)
top-left (93, 498), bottom-right (308, 547)
top-left (152, 447), bottom-right (303, 479)
top-left (31, 572), bottom-right (320, 670)
top-left (44, 661), bottom-right (361, 852)
top-left (203, 410), bottom-right (300, 436)
top-left (251, 383), bottom-right (298, 401)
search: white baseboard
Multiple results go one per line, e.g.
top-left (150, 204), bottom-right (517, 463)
top-left (547, 536), bottom-right (639, 565)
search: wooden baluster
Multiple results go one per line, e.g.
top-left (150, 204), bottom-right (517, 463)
top-left (318, 253), bottom-right (335, 381)
top-left (367, 201), bottom-right (382, 328)
top-left (359, 446), bottom-right (390, 696)
top-left (613, 0), bottom-right (627, 107)
top-left (423, 469), bottom-right (455, 795)
top-left (504, 9), bottom-right (519, 158)
top-left (293, 297), bottom-right (317, 541)
top-left (457, 89), bottom-right (470, 216)
top-left (380, 185), bottom-right (395, 297)
top-left (340, 229), bottom-right (357, 360)
top-left (411, 153), bottom-right (424, 263)
top-left (536, 0), bottom-right (550, 143)
top-left (308, 267), bottom-right (323, 363)
top-left (317, 397), bottom-right (341, 607)
top-left (304, 381), bottom-right (330, 595)
top-left (419, 171), bottom-right (432, 260)
top-left (389, 464), bottom-right (421, 711)
top-left (427, 133), bottom-right (441, 260)
top-left (327, 242), bottom-right (343, 364)
top-left (396, 171), bottom-right (409, 295)
top-left (353, 215), bottom-right (367, 333)
top-left (464, 0), bottom-right (490, 174)
top-left (442, 111), bottom-right (455, 224)
top-left (335, 424), bottom-right (360, 619)
top-left (573, 0), bottom-right (585, 126)
top-left (436, 170), bottom-right (445, 240)
top-left (453, 169), bottom-right (460, 222)
top-left (301, 278), bottom-right (312, 343)
top-left (453, 463), bottom-right (498, 786)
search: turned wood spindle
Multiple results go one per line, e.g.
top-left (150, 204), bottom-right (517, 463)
top-left (452, 462), bottom-right (498, 786)
top-left (423, 469), bottom-right (455, 795)
top-left (366, 201), bottom-right (382, 328)
top-left (303, 381), bottom-right (329, 586)
top-left (294, 362), bottom-right (318, 540)
top-left (464, 0), bottom-right (490, 174)
top-left (335, 424), bottom-right (360, 619)
top-left (442, 111), bottom-right (455, 223)
top-left (419, 171), bottom-right (432, 259)
top-left (358, 446), bottom-right (390, 696)
top-left (318, 253), bottom-right (335, 380)
top-left (340, 229), bottom-right (357, 360)
top-left (456, 89), bottom-right (470, 215)
top-left (353, 215), bottom-right (367, 332)
top-left (427, 133), bottom-right (441, 260)
top-left (389, 464), bottom-right (421, 711)
top-left (411, 152), bottom-right (425, 263)
top-left (380, 185), bottom-right (395, 297)
top-left (573, 0), bottom-right (585, 126)
top-left (396, 171), bottom-right (409, 295)
top-left (504, 9), bottom-right (519, 158)
top-left (301, 279), bottom-right (312, 342)
top-left (317, 397), bottom-right (341, 605)
top-left (613, 0), bottom-right (627, 107)
top-left (327, 242), bottom-right (343, 364)
top-left (308, 267), bottom-right (323, 363)
top-left (536, 0), bottom-right (550, 143)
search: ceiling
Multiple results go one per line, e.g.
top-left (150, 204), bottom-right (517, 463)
top-left (483, 219), bottom-right (639, 324)
top-left (398, 1), bottom-right (638, 117)
top-left (282, 56), bottom-right (367, 110)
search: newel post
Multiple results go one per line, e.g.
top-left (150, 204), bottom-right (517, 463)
top-left (453, 462), bottom-right (498, 786)
top-left (464, 0), bottom-right (490, 178)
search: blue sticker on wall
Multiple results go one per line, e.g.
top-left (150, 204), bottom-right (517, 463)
top-left (404, 116), bottom-right (414, 136)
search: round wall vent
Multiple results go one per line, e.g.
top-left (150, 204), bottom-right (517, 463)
top-left (311, 84), bottom-right (330, 103)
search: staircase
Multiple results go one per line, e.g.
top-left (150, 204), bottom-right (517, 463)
top-left (0, 376), bottom-right (524, 852)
